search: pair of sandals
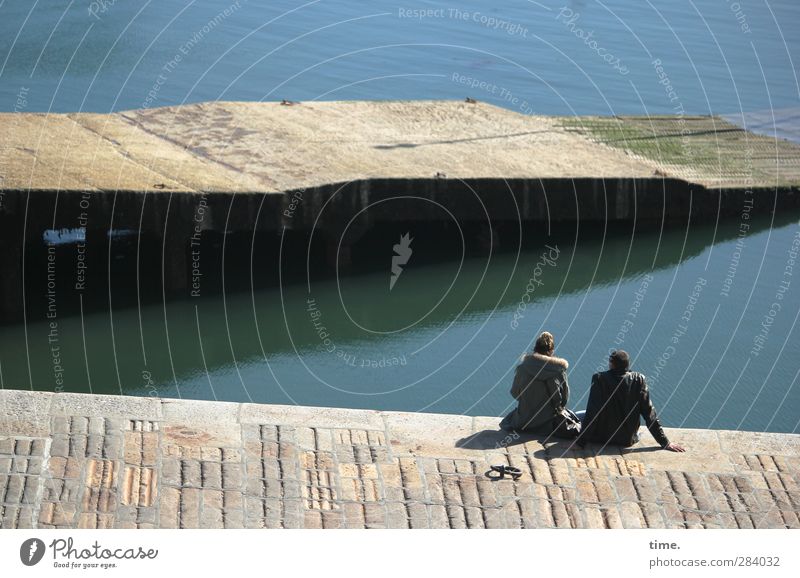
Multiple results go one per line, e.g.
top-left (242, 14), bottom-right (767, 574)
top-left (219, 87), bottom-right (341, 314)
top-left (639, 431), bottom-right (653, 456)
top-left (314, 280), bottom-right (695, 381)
top-left (488, 464), bottom-right (523, 481)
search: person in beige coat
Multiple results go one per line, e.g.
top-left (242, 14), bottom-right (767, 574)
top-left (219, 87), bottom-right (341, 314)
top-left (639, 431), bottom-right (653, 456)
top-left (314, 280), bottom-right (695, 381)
top-left (500, 332), bottom-right (580, 437)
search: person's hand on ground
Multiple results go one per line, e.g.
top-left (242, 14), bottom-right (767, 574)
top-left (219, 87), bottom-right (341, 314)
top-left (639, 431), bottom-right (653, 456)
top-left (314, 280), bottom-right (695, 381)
top-left (664, 442), bottom-right (685, 452)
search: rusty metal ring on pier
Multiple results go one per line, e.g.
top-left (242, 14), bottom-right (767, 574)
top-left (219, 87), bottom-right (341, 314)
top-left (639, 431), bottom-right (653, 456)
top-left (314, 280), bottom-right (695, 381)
top-left (487, 464), bottom-right (523, 481)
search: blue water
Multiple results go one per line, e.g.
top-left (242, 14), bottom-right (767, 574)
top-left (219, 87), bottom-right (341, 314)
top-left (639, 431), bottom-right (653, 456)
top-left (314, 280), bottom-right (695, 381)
top-left (2, 216), bottom-right (800, 434)
top-left (1, 0), bottom-right (798, 118)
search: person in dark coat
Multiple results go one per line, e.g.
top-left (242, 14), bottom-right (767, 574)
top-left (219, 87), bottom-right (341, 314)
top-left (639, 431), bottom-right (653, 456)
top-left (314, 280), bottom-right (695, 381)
top-left (500, 332), bottom-right (580, 437)
top-left (576, 350), bottom-right (685, 452)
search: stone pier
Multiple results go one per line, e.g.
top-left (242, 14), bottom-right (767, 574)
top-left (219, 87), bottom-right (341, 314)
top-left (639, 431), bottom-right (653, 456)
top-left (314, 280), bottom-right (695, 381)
top-left (1, 390), bottom-right (798, 529)
top-left (2, 101), bottom-right (800, 323)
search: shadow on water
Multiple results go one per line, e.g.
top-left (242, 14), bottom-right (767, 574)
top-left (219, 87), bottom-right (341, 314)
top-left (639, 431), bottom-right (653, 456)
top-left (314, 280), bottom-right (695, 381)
top-left (1, 210), bottom-right (797, 412)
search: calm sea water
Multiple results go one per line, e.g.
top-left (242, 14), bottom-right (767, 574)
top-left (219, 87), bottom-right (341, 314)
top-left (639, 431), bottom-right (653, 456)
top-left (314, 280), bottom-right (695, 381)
top-left (1, 0), bottom-right (798, 118)
top-left (1, 1), bottom-right (799, 432)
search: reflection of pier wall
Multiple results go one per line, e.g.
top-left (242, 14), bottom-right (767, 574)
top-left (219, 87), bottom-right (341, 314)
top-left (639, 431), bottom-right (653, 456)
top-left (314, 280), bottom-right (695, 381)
top-left (1, 177), bottom-right (798, 324)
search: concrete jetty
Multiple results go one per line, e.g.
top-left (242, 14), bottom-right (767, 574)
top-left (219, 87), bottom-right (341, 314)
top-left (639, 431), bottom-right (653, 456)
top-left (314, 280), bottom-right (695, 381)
top-left (3, 100), bottom-right (799, 192)
top-left (1, 389), bottom-right (798, 529)
top-left (2, 101), bottom-right (800, 323)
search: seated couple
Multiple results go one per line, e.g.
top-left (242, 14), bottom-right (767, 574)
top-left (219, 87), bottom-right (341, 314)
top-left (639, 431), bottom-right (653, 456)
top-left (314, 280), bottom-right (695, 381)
top-left (500, 332), bottom-right (685, 452)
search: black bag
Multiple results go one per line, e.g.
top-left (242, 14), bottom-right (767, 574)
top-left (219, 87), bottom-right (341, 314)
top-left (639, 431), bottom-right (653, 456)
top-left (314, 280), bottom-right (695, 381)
top-left (551, 408), bottom-right (581, 439)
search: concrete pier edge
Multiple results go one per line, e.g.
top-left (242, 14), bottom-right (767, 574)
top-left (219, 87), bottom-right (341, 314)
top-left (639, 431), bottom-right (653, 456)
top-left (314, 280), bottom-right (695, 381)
top-left (1, 389), bottom-right (798, 529)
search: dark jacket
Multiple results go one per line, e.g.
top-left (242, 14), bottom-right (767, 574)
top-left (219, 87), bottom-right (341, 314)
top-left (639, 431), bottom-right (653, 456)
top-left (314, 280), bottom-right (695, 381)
top-left (500, 353), bottom-right (570, 432)
top-left (576, 369), bottom-right (670, 448)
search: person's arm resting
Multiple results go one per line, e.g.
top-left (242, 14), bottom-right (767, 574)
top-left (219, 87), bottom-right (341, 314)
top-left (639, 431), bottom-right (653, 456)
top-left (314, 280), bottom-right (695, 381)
top-left (560, 371), bottom-right (570, 408)
top-left (510, 365), bottom-right (527, 400)
top-left (639, 380), bottom-right (670, 448)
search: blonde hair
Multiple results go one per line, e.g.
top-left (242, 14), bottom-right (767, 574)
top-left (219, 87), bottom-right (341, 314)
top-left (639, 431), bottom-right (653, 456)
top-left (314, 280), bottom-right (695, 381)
top-left (534, 331), bottom-right (555, 354)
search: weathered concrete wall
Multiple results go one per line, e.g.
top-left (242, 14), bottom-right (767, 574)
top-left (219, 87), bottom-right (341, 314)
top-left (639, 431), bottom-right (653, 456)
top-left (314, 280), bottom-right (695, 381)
top-left (1, 389), bottom-right (798, 529)
top-left (4, 177), bottom-right (797, 324)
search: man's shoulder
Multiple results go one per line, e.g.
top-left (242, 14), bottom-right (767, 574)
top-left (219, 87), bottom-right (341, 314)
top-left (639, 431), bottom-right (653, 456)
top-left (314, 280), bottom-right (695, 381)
top-left (594, 369), bottom-right (646, 385)
top-left (625, 371), bottom-right (649, 389)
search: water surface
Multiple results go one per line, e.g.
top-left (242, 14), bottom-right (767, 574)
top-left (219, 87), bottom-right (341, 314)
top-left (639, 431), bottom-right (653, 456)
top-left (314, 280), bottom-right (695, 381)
top-left (1, 1), bottom-right (798, 119)
top-left (2, 214), bottom-right (799, 433)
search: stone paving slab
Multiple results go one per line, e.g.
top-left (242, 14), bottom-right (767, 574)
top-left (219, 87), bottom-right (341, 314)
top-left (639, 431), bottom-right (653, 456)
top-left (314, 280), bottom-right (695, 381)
top-left (1, 390), bottom-right (799, 529)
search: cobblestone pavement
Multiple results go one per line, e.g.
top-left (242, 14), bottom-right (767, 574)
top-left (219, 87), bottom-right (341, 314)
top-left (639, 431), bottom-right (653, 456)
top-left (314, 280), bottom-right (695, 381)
top-left (1, 391), bottom-right (799, 529)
